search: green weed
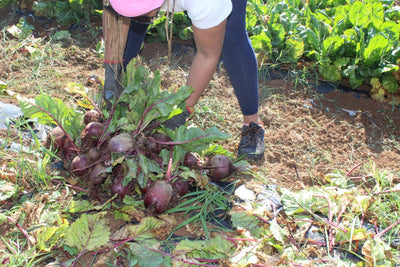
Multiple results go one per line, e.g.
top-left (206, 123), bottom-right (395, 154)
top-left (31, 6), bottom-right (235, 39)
top-left (166, 184), bottom-right (235, 238)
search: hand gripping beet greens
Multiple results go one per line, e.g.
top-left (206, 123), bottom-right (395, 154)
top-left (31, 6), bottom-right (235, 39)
top-left (19, 60), bottom-right (231, 214)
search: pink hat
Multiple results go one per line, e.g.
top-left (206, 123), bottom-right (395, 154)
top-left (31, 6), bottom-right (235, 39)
top-left (109, 0), bottom-right (164, 17)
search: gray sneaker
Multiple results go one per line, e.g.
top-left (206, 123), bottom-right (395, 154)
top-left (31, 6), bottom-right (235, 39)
top-left (163, 109), bottom-right (191, 130)
top-left (237, 122), bottom-right (265, 161)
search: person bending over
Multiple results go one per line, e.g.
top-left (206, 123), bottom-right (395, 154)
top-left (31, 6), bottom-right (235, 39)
top-left (102, 0), bottom-right (265, 161)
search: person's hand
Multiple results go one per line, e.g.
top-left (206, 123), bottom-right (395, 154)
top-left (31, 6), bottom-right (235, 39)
top-left (102, 63), bottom-right (123, 109)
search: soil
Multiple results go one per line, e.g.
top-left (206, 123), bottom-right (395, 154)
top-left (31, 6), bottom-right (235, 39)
top-left (139, 42), bottom-right (400, 191)
top-left (1, 5), bottom-right (399, 190)
top-left (1, 4), bottom-right (400, 266)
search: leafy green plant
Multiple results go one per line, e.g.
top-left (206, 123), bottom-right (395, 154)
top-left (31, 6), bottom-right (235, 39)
top-left (247, 0), bottom-right (400, 95)
top-left (19, 93), bottom-right (84, 143)
top-left (0, 0), bottom-right (17, 8)
top-left (32, 0), bottom-right (102, 25)
top-left (64, 212), bottom-right (111, 265)
top-left (147, 12), bottom-right (193, 43)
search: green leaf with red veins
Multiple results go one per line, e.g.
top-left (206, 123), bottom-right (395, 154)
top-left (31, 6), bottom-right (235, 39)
top-left (65, 212), bottom-right (111, 253)
top-left (112, 61), bottom-right (193, 133)
top-left (174, 234), bottom-right (234, 261)
top-left (18, 93), bottom-right (83, 141)
top-left (129, 238), bottom-right (171, 267)
top-left (166, 126), bottom-right (230, 154)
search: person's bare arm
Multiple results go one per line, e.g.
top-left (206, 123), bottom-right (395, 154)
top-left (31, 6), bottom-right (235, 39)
top-left (185, 20), bottom-right (227, 107)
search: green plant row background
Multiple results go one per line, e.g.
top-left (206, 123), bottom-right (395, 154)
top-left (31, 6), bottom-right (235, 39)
top-left (3, 0), bottom-right (400, 96)
top-left (246, 0), bottom-right (400, 99)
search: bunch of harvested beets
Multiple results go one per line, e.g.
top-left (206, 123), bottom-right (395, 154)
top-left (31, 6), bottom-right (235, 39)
top-left (23, 61), bottom-right (239, 214)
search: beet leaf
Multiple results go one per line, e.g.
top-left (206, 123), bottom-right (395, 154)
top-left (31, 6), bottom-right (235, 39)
top-left (65, 212), bottom-right (111, 261)
top-left (18, 94), bottom-right (84, 143)
top-left (163, 126), bottom-right (230, 163)
top-left (124, 154), bottom-right (163, 188)
top-left (105, 60), bottom-right (193, 135)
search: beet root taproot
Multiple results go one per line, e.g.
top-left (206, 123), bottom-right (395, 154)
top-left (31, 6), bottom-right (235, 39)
top-left (87, 147), bottom-right (101, 161)
top-left (46, 126), bottom-right (66, 150)
top-left (208, 155), bottom-right (234, 180)
top-left (183, 152), bottom-right (198, 168)
top-left (172, 177), bottom-right (189, 197)
top-left (111, 165), bottom-right (133, 198)
top-left (62, 140), bottom-right (77, 161)
top-left (81, 121), bottom-right (104, 142)
top-left (70, 154), bottom-right (90, 176)
top-left (143, 180), bottom-right (173, 214)
top-left (107, 133), bottom-right (135, 154)
top-left (83, 109), bottom-right (102, 125)
top-left (90, 163), bottom-right (109, 185)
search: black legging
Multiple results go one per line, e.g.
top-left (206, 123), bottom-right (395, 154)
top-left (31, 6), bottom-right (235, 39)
top-left (123, 0), bottom-right (259, 116)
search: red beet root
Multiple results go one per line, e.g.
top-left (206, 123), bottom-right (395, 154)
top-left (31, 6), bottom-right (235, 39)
top-left (83, 109), bottom-right (102, 125)
top-left (151, 133), bottom-right (172, 153)
top-left (144, 180), bottom-right (173, 214)
top-left (62, 140), bottom-right (77, 161)
top-left (172, 178), bottom-right (189, 197)
top-left (87, 147), bottom-right (101, 161)
top-left (153, 132), bottom-right (171, 143)
top-left (111, 178), bottom-right (132, 198)
top-left (144, 138), bottom-right (156, 151)
top-left (111, 165), bottom-right (132, 198)
top-left (90, 164), bottom-right (108, 185)
top-left (46, 126), bottom-right (66, 150)
top-left (81, 121), bottom-right (104, 142)
top-left (70, 154), bottom-right (89, 176)
top-left (107, 133), bottom-right (135, 154)
top-left (208, 155), bottom-right (233, 180)
top-left (183, 152), bottom-right (198, 168)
